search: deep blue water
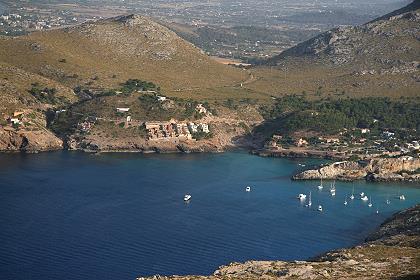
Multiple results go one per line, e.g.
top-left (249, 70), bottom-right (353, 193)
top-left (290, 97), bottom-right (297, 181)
top-left (0, 151), bottom-right (419, 280)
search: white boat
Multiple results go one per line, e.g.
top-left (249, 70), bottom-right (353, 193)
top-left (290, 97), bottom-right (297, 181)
top-left (297, 193), bottom-right (307, 200)
top-left (344, 198), bottom-right (348, 206)
top-left (361, 195), bottom-right (369, 201)
top-left (317, 178), bottom-right (323, 190)
top-left (360, 192), bottom-right (365, 198)
top-left (184, 194), bottom-right (192, 201)
top-left (368, 197), bottom-right (373, 207)
top-left (306, 192), bottom-right (312, 207)
top-left (330, 181), bottom-right (336, 196)
top-left (245, 186), bottom-right (251, 192)
top-left (350, 185), bottom-right (355, 200)
top-left (397, 188), bottom-right (405, 200)
top-left (318, 205), bottom-right (323, 212)
top-left (386, 199), bottom-right (391, 205)
top-left (298, 163), bottom-right (306, 167)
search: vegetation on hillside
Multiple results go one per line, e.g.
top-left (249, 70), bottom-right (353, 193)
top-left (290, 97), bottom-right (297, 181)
top-left (257, 96), bottom-right (420, 136)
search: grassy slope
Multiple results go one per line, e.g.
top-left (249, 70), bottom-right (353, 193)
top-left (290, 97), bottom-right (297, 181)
top-left (0, 15), bottom-right (256, 101)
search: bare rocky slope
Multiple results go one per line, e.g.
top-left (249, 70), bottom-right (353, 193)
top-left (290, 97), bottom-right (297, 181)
top-left (137, 205), bottom-right (420, 280)
top-left (270, 0), bottom-right (419, 69)
top-left (249, 0), bottom-right (420, 98)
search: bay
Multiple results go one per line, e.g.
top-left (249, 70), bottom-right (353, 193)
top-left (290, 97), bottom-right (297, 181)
top-left (0, 151), bottom-right (419, 279)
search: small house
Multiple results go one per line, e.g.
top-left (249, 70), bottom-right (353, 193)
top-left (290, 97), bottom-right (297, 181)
top-left (116, 108), bottom-right (130, 113)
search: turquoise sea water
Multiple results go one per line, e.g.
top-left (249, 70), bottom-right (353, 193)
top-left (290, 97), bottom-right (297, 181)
top-left (0, 151), bottom-right (419, 279)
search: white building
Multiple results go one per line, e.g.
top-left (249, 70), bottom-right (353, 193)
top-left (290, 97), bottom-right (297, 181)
top-left (188, 122), bottom-right (198, 133)
top-left (157, 96), bottom-right (167, 102)
top-left (199, 123), bottom-right (210, 133)
top-left (196, 103), bottom-right (207, 114)
top-left (116, 108), bottom-right (130, 113)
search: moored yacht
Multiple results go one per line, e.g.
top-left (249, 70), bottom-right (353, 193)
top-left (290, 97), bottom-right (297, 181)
top-left (330, 181), bottom-right (336, 196)
top-left (184, 194), bottom-right (192, 201)
top-left (368, 197), bottom-right (373, 207)
top-left (317, 178), bottom-right (323, 190)
top-left (297, 193), bottom-right (307, 200)
top-left (306, 192), bottom-right (312, 207)
top-left (350, 185), bottom-right (355, 200)
top-left (245, 186), bottom-right (251, 192)
top-left (361, 195), bottom-right (369, 201)
top-left (318, 205), bottom-right (323, 212)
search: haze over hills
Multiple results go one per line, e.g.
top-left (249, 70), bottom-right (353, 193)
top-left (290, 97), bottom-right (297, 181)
top-left (245, 0), bottom-right (420, 98)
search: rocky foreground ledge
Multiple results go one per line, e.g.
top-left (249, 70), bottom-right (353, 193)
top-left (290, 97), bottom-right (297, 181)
top-left (293, 156), bottom-right (420, 182)
top-left (137, 205), bottom-right (420, 280)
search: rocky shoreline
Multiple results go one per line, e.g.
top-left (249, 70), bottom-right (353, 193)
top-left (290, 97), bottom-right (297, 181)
top-left (293, 156), bottom-right (420, 182)
top-left (136, 205), bottom-right (420, 280)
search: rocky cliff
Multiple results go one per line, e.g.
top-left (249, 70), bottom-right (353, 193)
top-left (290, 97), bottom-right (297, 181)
top-left (293, 157), bottom-right (420, 182)
top-left (137, 205), bottom-right (420, 280)
top-left (0, 126), bottom-right (63, 152)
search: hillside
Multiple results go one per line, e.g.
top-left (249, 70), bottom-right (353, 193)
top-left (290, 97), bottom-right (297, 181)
top-left (0, 14), bottom-right (257, 152)
top-left (0, 14), bottom-right (247, 95)
top-left (244, 0), bottom-right (420, 98)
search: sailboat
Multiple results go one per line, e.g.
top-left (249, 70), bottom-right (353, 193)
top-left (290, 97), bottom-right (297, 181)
top-left (368, 197), bottom-right (373, 207)
top-left (397, 187), bottom-right (406, 200)
top-left (386, 194), bottom-right (391, 205)
top-left (330, 181), bottom-right (336, 196)
top-left (306, 192), bottom-right (312, 207)
top-left (350, 184), bottom-right (355, 200)
top-left (317, 178), bottom-right (323, 190)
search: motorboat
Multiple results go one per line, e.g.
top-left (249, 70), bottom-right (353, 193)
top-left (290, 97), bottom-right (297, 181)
top-left (318, 205), bottom-right (323, 212)
top-left (360, 192), bottom-right (365, 198)
top-left (344, 199), bottom-right (348, 206)
top-left (361, 195), bottom-right (369, 201)
top-left (399, 194), bottom-right (406, 200)
top-left (245, 186), bottom-right (251, 192)
top-left (297, 193), bottom-right (307, 200)
top-left (184, 194), bottom-right (192, 201)
top-left (368, 197), bottom-right (373, 207)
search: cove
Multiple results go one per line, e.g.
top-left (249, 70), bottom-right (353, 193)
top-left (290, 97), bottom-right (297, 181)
top-left (0, 151), bottom-right (419, 279)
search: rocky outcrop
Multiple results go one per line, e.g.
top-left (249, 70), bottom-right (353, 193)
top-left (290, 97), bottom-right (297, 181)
top-left (136, 205), bottom-right (420, 280)
top-left (293, 157), bottom-right (420, 182)
top-left (0, 127), bottom-right (63, 152)
top-left (366, 205), bottom-right (420, 248)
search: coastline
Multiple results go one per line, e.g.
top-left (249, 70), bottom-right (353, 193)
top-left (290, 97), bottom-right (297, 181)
top-left (136, 204), bottom-right (420, 280)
